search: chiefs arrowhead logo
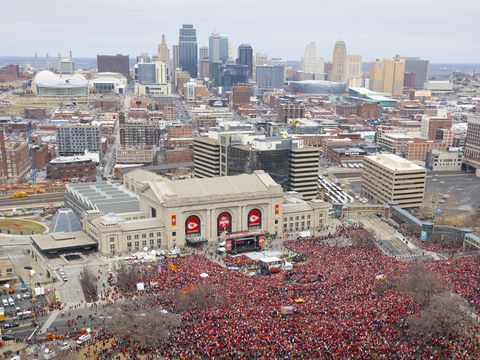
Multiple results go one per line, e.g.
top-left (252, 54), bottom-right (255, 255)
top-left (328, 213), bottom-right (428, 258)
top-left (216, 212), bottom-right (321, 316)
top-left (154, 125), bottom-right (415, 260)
top-left (187, 221), bottom-right (198, 230)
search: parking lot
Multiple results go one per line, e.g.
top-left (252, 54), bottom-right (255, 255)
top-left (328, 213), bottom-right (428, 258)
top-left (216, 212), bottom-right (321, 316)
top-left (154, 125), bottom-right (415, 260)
top-left (426, 173), bottom-right (480, 217)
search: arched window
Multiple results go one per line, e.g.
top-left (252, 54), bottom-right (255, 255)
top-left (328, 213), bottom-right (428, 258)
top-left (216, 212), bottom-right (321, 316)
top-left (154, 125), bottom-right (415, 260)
top-left (217, 212), bottom-right (232, 235)
top-left (247, 208), bottom-right (262, 230)
top-left (185, 215), bottom-right (201, 237)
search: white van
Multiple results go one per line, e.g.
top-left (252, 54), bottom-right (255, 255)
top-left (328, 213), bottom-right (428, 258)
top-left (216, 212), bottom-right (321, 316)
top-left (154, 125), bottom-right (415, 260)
top-left (76, 333), bottom-right (91, 345)
top-left (8, 298), bottom-right (14, 306)
top-left (2, 299), bottom-right (8, 307)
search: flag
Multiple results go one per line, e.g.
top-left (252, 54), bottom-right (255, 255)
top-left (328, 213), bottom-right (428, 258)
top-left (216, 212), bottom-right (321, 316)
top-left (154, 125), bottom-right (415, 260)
top-left (168, 262), bottom-right (178, 272)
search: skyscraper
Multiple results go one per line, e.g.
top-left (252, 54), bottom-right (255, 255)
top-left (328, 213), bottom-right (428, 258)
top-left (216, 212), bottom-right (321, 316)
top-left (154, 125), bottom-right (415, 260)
top-left (256, 64), bottom-right (285, 89)
top-left (402, 57), bottom-right (429, 89)
top-left (331, 41), bottom-right (347, 83)
top-left (199, 46), bottom-right (209, 61)
top-left (346, 55), bottom-right (362, 87)
top-left (238, 44), bottom-right (253, 79)
top-left (172, 45), bottom-right (179, 70)
top-left (369, 55), bottom-right (406, 96)
top-left (179, 24), bottom-right (198, 78)
top-left (301, 42), bottom-right (324, 79)
top-left (158, 34), bottom-right (170, 63)
top-left (209, 32), bottom-right (229, 86)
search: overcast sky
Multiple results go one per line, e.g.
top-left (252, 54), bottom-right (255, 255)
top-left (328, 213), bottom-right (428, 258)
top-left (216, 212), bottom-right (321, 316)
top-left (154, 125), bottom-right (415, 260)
top-left (1, 0), bottom-right (478, 62)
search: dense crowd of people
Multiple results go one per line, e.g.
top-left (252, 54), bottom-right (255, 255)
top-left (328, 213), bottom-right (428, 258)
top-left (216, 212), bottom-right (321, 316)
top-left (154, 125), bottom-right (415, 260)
top-left (82, 225), bottom-right (480, 359)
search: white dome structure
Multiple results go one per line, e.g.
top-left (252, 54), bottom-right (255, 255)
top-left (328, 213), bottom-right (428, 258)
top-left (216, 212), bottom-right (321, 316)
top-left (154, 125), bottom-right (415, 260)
top-left (32, 70), bottom-right (89, 98)
top-left (69, 73), bottom-right (88, 86)
top-left (34, 70), bottom-right (61, 86)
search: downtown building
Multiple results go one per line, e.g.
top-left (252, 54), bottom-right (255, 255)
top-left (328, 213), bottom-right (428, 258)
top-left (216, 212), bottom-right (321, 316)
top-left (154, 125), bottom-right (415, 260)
top-left (57, 124), bottom-right (102, 156)
top-left (362, 153), bottom-right (426, 209)
top-left (463, 116), bottom-right (480, 175)
top-left (0, 129), bottom-right (31, 184)
top-left (179, 24), bottom-right (198, 78)
top-left (369, 55), bottom-right (405, 96)
top-left (193, 131), bottom-right (319, 200)
top-left (119, 112), bottom-right (160, 147)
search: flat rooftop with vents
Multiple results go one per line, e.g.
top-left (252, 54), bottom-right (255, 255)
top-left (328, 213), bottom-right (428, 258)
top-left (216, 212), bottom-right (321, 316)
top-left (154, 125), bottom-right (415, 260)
top-left (65, 181), bottom-right (139, 216)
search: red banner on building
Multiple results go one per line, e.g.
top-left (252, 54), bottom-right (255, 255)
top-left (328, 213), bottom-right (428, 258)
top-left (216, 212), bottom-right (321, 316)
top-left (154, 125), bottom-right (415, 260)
top-left (185, 215), bottom-right (200, 234)
top-left (171, 214), bottom-right (176, 227)
top-left (275, 204), bottom-right (280, 215)
top-left (248, 209), bottom-right (261, 228)
top-left (217, 212), bottom-right (232, 234)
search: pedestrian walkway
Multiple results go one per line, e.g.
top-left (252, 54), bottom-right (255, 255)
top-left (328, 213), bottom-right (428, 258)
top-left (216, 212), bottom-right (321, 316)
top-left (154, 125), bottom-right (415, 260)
top-left (40, 310), bottom-right (60, 334)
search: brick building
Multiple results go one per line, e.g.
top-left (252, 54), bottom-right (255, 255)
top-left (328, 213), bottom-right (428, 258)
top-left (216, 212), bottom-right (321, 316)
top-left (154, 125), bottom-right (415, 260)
top-left (47, 156), bottom-right (97, 182)
top-left (356, 103), bottom-right (381, 119)
top-left (24, 107), bottom-right (47, 120)
top-left (165, 149), bottom-right (193, 164)
top-left (335, 104), bottom-right (357, 117)
top-left (167, 124), bottom-right (193, 138)
top-left (406, 139), bottom-right (448, 161)
top-left (0, 130), bottom-right (30, 184)
top-left (232, 84), bottom-right (252, 106)
top-left (94, 99), bottom-right (120, 112)
top-left (0, 64), bottom-right (20, 82)
top-left (119, 113), bottom-right (160, 147)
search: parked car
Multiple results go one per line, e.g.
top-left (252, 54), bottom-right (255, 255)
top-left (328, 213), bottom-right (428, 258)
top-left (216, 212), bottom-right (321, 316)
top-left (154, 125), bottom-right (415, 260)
top-left (3, 322), bottom-right (19, 328)
top-left (76, 333), bottom-right (91, 345)
top-left (58, 342), bottom-right (71, 351)
top-left (2, 334), bottom-right (15, 340)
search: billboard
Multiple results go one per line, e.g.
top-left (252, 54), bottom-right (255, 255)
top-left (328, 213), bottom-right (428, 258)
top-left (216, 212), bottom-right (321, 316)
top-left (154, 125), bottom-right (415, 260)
top-left (208, 99), bottom-right (228, 107)
top-left (420, 231), bottom-right (428, 241)
top-left (217, 212), bottom-right (232, 235)
top-left (248, 209), bottom-right (262, 229)
top-left (185, 215), bottom-right (201, 234)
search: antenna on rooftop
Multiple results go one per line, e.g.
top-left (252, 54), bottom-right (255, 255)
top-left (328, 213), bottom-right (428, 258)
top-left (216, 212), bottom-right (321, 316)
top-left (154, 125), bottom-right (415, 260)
top-left (46, 53), bottom-right (50, 70)
top-left (34, 51), bottom-right (38, 71)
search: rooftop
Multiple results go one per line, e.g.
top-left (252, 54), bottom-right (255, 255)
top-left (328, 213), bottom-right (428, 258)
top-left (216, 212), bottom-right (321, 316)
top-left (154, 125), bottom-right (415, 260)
top-left (66, 181), bottom-right (139, 214)
top-left (365, 153), bottom-right (426, 172)
top-left (31, 231), bottom-right (97, 252)
top-left (141, 170), bottom-right (283, 203)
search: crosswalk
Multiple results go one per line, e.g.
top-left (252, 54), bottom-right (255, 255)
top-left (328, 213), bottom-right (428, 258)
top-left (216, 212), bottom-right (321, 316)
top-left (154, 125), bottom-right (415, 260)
top-left (396, 252), bottom-right (429, 260)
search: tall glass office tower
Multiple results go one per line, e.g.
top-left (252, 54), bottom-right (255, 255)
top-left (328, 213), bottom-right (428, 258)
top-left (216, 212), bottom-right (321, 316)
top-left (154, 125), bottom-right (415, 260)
top-left (179, 24), bottom-right (198, 78)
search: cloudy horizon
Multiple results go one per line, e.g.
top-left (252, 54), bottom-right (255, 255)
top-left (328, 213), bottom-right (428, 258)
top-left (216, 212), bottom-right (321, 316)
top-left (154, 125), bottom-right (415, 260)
top-left (1, 0), bottom-right (477, 63)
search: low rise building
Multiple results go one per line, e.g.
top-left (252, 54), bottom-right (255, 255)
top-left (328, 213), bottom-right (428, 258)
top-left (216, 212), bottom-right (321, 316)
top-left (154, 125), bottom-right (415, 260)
top-left (425, 150), bottom-right (463, 172)
top-left (47, 154), bottom-right (98, 182)
top-left (0, 258), bottom-right (17, 285)
top-left (116, 146), bottom-right (156, 164)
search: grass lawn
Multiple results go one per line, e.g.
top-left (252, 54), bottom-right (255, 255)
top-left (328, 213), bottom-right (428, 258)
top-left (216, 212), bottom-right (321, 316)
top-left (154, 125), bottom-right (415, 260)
top-left (0, 218), bottom-right (47, 234)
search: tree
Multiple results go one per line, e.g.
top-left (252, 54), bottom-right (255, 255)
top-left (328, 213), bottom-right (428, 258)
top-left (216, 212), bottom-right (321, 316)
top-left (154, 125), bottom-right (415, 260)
top-left (408, 291), bottom-right (477, 339)
top-left (115, 262), bottom-right (142, 293)
top-left (349, 228), bottom-right (376, 250)
top-left (79, 266), bottom-right (98, 302)
top-left (397, 264), bottom-right (444, 307)
top-left (103, 296), bottom-right (180, 349)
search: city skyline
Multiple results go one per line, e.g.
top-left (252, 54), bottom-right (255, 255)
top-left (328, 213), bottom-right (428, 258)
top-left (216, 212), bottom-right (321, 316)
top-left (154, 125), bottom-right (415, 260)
top-left (0, 0), bottom-right (478, 62)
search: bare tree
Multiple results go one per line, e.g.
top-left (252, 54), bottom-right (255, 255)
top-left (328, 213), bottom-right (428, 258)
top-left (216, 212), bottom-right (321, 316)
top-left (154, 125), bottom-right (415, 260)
top-left (103, 296), bottom-right (180, 349)
top-left (349, 228), bottom-right (376, 250)
top-left (408, 291), bottom-right (477, 339)
top-left (174, 283), bottom-right (223, 313)
top-left (79, 266), bottom-right (98, 302)
top-left (115, 262), bottom-right (142, 293)
top-left (397, 264), bottom-right (444, 307)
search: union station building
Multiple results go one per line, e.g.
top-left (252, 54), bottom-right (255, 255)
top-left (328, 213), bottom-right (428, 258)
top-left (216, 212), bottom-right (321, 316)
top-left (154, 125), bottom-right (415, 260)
top-left (82, 169), bottom-right (331, 255)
